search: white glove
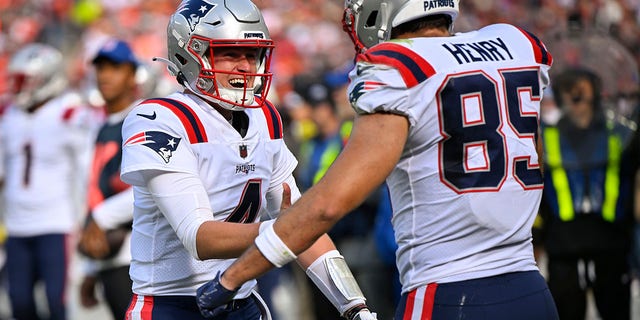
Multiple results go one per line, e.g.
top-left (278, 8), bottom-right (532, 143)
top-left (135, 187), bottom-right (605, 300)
top-left (343, 304), bottom-right (377, 320)
top-left (352, 309), bottom-right (377, 320)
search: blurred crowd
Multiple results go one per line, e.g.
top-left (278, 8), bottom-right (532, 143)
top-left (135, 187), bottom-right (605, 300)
top-left (2, 0), bottom-right (640, 117)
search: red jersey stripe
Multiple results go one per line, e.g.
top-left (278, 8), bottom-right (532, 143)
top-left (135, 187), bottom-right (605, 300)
top-left (140, 295), bottom-right (154, 320)
top-left (422, 283), bottom-right (438, 319)
top-left (403, 289), bottom-right (417, 320)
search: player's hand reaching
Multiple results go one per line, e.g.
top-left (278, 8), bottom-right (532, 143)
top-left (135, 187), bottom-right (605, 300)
top-left (196, 271), bottom-right (238, 318)
top-left (280, 182), bottom-right (291, 210)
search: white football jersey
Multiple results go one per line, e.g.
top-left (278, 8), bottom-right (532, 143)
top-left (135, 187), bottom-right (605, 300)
top-left (1, 91), bottom-right (99, 236)
top-left (121, 92), bottom-right (297, 297)
top-left (347, 23), bottom-right (553, 293)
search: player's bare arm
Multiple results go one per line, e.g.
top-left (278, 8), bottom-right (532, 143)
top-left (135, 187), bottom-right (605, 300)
top-left (195, 181), bottom-right (294, 259)
top-left (220, 111), bottom-right (409, 290)
top-left (195, 221), bottom-right (262, 259)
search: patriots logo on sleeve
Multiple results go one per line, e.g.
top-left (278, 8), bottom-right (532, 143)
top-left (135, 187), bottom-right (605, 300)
top-left (124, 131), bottom-right (182, 163)
top-left (177, 0), bottom-right (217, 32)
top-left (349, 81), bottom-right (385, 104)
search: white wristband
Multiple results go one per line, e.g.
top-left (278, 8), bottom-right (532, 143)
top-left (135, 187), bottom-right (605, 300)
top-left (259, 219), bottom-right (273, 233)
top-left (254, 220), bottom-right (297, 267)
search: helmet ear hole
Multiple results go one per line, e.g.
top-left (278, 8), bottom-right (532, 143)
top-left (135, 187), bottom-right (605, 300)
top-left (365, 11), bottom-right (378, 28)
top-left (174, 53), bottom-right (188, 66)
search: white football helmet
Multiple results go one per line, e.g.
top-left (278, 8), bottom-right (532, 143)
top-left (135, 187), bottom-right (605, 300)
top-left (165, 0), bottom-right (274, 111)
top-left (342, 0), bottom-right (459, 53)
top-left (8, 43), bottom-right (67, 110)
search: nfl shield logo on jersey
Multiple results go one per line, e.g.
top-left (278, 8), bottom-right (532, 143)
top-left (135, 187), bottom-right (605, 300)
top-left (239, 144), bottom-right (248, 158)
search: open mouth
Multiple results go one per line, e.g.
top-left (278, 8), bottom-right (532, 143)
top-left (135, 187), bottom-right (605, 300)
top-left (229, 78), bottom-right (247, 89)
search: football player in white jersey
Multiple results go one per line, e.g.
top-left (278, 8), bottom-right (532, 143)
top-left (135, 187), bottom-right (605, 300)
top-left (200, 0), bottom-right (561, 319)
top-left (1, 43), bottom-right (99, 320)
top-left (120, 1), bottom-right (375, 319)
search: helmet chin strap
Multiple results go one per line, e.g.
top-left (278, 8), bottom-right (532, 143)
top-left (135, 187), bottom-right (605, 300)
top-left (184, 79), bottom-right (255, 111)
top-left (217, 84), bottom-right (255, 111)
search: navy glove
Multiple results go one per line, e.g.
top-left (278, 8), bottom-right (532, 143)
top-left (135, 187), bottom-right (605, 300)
top-left (196, 271), bottom-right (238, 318)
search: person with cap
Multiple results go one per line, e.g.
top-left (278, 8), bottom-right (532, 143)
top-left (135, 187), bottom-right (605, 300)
top-left (76, 38), bottom-right (141, 320)
top-left (1, 43), bottom-right (99, 320)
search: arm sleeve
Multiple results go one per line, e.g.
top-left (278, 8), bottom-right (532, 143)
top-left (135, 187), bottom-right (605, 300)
top-left (263, 136), bottom-right (300, 219)
top-left (91, 187), bottom-right (134, 229)
top-left (144, 170), bottom-right (214, 259)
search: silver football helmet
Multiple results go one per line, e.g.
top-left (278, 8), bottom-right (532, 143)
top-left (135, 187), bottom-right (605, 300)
top-left (342, 0), bottom-right (459, 53)
top-left (8, 43), bottom-right (67, 110)
top-left (165, 0), bottom-right (274, 111)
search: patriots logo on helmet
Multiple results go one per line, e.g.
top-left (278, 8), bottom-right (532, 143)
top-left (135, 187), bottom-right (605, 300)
top-left (177, 0), bottom-right (218, 32)
top-left (124, 131), bottom-right (181, 163)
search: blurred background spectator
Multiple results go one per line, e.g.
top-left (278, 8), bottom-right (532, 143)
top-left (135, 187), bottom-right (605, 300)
top-left (1, 0), bottom-right (640, 319)
top-left (2, 0), bottom-right (640, 132)
top-left (535, 67), bottom-right (636, 320)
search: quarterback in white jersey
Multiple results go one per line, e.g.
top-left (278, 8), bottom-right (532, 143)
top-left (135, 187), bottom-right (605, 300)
top-left (121, 1), bottom-right (376, 319)
top-left (210, 1), bottom-right (559, 319)
top-left (121, 92), bottom-right (294, 296)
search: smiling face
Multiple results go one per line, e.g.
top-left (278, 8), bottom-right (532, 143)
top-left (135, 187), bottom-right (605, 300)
top-left (183, 36), bottom-right (274, 111)
top-left (211, 46), bottom-right (259, 90)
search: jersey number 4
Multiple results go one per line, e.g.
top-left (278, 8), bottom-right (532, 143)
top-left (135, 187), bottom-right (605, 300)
top-left (225, 179), bottom-right (262, 223)
top-left (438, 68), bottom-right (544, 193)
